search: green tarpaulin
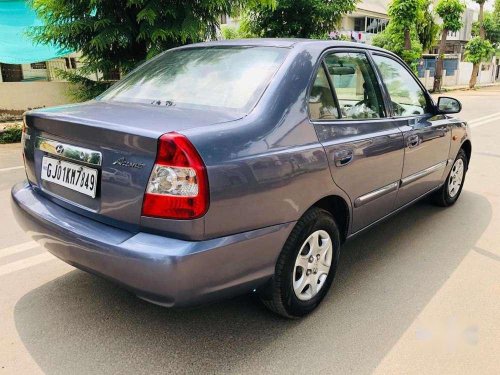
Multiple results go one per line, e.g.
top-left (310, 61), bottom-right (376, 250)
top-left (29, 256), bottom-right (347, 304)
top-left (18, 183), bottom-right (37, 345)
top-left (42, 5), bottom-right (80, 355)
top-left (0, 0), bottom-right (72, 64)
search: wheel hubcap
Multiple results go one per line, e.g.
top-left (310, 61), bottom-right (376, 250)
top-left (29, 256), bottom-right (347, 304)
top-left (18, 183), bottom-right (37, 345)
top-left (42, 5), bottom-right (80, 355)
top-left (293, 230), bottom-right (333, 301)
top-left (448, 159), bottom-right (464, 198)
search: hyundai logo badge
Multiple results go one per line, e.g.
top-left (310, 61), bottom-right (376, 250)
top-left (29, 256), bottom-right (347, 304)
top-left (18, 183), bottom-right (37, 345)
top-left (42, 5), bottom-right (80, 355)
top-left (55, 144), bottom-right (64, 154)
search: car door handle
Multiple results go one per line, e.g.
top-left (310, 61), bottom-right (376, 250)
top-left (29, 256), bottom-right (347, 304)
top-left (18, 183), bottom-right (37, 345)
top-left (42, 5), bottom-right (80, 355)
top-left (407, 135), bottom-right (420, 148)
top-left (334, 149), bottom-right (354, 167)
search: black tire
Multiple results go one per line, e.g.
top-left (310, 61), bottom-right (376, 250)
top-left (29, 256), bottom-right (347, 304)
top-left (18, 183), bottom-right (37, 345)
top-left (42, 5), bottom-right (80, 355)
top-left (259, 208), bottom-right (341, 318)
top-left (432, 148), bottom-right (468, 207)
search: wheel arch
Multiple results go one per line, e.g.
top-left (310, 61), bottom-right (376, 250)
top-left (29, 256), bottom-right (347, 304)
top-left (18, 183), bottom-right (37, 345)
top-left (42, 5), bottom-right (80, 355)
top-left (461, 139), bottom-right (472, 165)
top-left (311, 195), bottom-right (350, 243)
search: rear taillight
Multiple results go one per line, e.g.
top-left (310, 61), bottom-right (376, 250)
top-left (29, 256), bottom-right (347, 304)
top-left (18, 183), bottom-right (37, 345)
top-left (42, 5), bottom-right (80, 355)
top-left (142, 132), bottom-right (209, 219)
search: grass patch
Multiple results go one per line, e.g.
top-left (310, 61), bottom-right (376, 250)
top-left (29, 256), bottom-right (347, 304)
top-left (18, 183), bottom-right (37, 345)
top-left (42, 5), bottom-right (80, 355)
top-left (0, 123), bottom-right (22, 144)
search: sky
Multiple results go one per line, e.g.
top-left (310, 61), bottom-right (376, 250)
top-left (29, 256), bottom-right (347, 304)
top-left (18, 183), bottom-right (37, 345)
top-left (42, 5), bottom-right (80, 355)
top-left (466, 0), bottom-right (496, 12)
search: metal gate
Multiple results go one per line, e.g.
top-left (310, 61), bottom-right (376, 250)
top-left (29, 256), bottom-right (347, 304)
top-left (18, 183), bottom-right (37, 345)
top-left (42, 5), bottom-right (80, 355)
top-left (0, 64), bottom-right (23, 82)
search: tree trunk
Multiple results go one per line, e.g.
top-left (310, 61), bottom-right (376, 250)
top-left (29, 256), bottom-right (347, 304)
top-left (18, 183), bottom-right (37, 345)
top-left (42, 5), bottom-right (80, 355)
top-left (404, 28), bottom-right (411, 50)
top-left (469, 2), bottom-right (485, 89)
top-left (469, 63), bottom-right (480, 88)
top-left (479, 3), bottom-right (485, 39)
top-left (433, 28), bottom-right (448, 93)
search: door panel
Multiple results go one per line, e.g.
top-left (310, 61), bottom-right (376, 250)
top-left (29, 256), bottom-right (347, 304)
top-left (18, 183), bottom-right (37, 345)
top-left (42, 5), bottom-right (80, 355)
top-left (371, 53), bottom-right (451, 208)
top-left (311, 50), bottom-right (405, 233)
top-left (394, 116), bottom-right (451, 207)
top-left (315, 124), bottom-right (404, 232)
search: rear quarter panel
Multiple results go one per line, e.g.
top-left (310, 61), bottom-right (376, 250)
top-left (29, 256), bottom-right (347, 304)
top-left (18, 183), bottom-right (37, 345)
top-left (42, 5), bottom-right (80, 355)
top-left (182, 46), bottom-right (351, 238)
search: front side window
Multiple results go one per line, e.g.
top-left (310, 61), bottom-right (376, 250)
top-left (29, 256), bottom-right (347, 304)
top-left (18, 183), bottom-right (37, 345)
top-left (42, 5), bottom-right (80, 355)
top-left (372, 55), bottom-right (428, 116)
top-left (99, 46), bottom-right (289, 114)
top-left (324, 52), bottom-right (385, 120)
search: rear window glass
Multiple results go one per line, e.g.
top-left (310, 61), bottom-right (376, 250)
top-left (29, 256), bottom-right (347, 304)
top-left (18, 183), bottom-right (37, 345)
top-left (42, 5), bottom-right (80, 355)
top-left (99, 46), bottom-right (289, 113)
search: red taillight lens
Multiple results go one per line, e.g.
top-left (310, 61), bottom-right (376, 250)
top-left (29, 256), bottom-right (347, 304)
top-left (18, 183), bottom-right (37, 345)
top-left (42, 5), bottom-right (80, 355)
top-left (142, 132), bottom-right (209, 219)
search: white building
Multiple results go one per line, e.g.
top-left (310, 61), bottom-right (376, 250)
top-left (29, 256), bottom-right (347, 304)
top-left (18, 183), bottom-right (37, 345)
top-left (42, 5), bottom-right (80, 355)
top-left (338, 0), bottom-right (390, 44)
top-left (441, 7), bottom-right (476, 57)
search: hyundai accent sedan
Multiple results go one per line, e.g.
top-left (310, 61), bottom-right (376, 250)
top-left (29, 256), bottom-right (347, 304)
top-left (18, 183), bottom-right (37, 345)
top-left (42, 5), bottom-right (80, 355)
top-left (12, 39), bottom-right (470, 318)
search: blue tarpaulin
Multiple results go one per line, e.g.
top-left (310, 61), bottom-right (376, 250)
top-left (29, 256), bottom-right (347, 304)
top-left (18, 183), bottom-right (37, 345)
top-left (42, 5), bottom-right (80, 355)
top-left (0, 0), bottom-right (72, 64)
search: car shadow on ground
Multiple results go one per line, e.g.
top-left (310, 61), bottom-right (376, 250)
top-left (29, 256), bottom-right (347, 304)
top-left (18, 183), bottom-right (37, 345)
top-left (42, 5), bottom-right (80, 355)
top-left (14, 191), bottom-right (491, 374)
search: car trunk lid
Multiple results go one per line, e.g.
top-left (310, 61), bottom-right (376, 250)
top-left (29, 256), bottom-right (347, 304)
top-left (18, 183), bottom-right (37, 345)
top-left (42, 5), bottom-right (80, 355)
top-left (23, 100), bottom-right (239, 229)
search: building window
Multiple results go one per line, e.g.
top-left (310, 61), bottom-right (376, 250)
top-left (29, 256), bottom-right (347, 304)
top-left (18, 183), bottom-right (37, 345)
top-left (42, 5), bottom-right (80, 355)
top-left (354, 18), bottom-right (365, 32)
top-left (354, 17), bottom-right (388, 34)
top-left (366, 17), bottom-right (388, 34)
top-left (30, 62), bottom-right (47, 69)
top-left (378, 19), bottom-right (389, 33)
top-left (65, 57), bottom-right (77, 69)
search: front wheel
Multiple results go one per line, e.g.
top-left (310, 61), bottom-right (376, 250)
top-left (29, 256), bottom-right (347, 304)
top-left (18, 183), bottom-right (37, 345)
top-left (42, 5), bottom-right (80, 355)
top-left (432, 149), bottom-right (468, 207)
top-left (259, 208), bottom-right (340, 318)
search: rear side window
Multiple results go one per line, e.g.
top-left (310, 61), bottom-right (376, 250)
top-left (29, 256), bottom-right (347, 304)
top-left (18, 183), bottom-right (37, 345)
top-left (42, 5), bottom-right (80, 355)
top-left (99, 46), bottom-right (289, 114)
top-left (372, 54), bottom-right (428, 116)
top-left (309, 66), bottom-right (339, 120)
top-left (324, 52), bottom-right (385, 120)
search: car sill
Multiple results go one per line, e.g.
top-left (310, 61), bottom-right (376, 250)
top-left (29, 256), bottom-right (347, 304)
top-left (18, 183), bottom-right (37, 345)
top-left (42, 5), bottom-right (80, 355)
top-left (347, 183), bottom-right (443, 241)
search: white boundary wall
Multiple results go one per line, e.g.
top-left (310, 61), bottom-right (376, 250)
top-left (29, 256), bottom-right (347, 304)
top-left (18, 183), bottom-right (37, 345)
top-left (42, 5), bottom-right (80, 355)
top-left (0, 81), bottom-right (72, 111)
top-left (420, 59), bottom-right (498, 89)
top-left (456, 62), bottom-right (474, 85)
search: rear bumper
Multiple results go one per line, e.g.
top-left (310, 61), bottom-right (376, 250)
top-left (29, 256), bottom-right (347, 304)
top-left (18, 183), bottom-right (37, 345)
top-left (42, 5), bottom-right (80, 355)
top-left (11, 182), bottom-right (294, 307)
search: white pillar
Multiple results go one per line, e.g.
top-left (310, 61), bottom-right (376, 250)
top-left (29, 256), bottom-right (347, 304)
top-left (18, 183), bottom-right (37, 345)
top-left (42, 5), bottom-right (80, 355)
top-left (424, 70), bottom-right (431, 89)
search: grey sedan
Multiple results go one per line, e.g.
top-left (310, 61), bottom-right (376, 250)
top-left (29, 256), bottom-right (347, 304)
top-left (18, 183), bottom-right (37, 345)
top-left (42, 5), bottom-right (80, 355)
top-left (12, 39), bottom-right (470, 318)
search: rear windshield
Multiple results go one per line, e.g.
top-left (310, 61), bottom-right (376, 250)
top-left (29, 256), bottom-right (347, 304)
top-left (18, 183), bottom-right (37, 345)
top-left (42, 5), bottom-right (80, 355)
top-left (99, 46), bottom-right (289, 113)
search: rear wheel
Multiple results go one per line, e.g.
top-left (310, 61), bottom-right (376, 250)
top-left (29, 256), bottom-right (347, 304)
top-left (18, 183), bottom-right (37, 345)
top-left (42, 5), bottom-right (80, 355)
top-left (433, 149), bottom-right (468, 207)
top-left (259, 208), bottom-right (340, 318)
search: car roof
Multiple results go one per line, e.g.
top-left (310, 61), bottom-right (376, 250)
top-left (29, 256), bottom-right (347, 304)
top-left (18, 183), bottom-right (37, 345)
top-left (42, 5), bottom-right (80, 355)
top-left (180, 38), bottom-right (390, 54)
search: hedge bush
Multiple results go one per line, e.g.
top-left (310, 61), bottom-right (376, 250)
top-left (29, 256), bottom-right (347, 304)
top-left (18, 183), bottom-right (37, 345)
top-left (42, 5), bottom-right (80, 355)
top-left (0, 124), bottom-right (23, 144)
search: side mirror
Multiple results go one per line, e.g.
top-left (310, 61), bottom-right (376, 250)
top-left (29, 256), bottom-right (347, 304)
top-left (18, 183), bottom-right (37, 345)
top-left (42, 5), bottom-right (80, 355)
top-left (437, 96), bottom-right (461, 114)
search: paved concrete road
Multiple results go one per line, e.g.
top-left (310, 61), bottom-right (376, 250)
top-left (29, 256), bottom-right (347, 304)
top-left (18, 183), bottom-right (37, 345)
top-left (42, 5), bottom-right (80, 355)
top-left (1, 86), bottom-right (500, 375)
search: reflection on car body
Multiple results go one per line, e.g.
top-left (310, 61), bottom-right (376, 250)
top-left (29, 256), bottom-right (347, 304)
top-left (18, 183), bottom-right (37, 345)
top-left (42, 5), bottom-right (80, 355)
top-left (12, 39), bottom-right (471, 318)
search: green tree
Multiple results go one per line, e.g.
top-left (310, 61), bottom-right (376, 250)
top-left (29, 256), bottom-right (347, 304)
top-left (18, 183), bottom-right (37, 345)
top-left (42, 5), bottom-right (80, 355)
top-left (388, 0), bottom-right (424, 51)
top-left (373, 0), bottom-right (426, 68)
top-left (372, 23), bottom-right (423, 68)
top-left (465, 36), bottom-right (495, 83)
top-left (467, 0), bottom-right (488, 88)
top-left (220, 25), bottom-right (243, 40)
top-left (433, 0), bottom-right (465, 92)
top-left (244, 0), bottom-right (358, 39)
top-left (472, 12), bottom-right (500, 47)
top-left (30, 0), bottom-right (274, 99)
top-left (220, 12), bottom-right (256, 39)
top-left (417, 0), bottom-right (440, 53)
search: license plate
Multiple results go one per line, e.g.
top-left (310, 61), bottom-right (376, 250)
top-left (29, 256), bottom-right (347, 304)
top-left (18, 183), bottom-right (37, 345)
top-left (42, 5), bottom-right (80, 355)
top-left (41, 156), bottom-right (98, 198)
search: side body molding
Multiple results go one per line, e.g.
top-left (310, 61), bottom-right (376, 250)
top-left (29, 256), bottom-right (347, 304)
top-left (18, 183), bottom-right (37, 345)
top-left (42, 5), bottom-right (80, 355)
top-left (400, 161), bottom-right (448, 187)
top-left (354, 182), bottom-right (399, 208)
